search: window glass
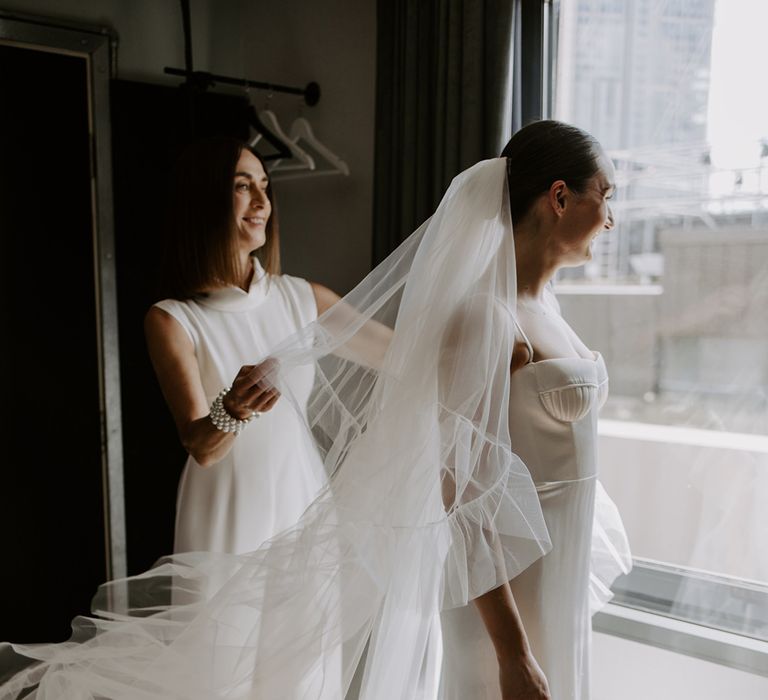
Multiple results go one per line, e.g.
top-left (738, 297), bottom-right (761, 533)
top-left (554, 0), bottom-right (768, 642)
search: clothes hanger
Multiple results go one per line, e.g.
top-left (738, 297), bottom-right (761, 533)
top-left (255, 109), bottom-right (315, 172)
top-left (245, 105), bottom-right (292, 162)
top-left (280, 117), bottom-right (350, 179)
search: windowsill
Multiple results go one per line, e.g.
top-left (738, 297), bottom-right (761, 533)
top-left (599, 419), bottom-right (768, 453)
top-left (595, 422), bottom-right (768, 675)
top-left (594, 603), bottom-right (768, 678)
top-left (555, 283), bottom-right (663, 295)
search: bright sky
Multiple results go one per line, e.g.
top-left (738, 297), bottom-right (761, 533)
top-left (707, 0), bottom-right (768, 169)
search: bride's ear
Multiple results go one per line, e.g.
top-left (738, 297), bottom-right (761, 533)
top-left (548, 180), bottom-right (568, 217)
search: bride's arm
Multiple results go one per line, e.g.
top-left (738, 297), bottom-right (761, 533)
top-left (438, 302), bottom-right (551, 700)
top-left (474, 584), bottom-right (551, 700)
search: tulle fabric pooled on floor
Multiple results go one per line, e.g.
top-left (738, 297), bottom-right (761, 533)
top-left (0, 158), bottom-right (552, 700)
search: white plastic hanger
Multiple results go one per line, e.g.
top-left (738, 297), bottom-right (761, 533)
top-left (250, 109), bottom-right (315, 172)
top-left (272, 117), bottom-right (349, 180)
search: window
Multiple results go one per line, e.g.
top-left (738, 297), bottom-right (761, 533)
top-left (553, 0), bottom-right (768, 664)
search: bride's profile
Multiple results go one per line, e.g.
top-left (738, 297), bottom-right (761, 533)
top-left (0, 119), bottom-right (630, 700)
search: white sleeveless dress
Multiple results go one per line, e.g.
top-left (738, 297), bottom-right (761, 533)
top-left (154, 258), bottom-right (325, 557)
top-left (439, 321), bottom-right (630, 700)
top-left (154, 260), bottom-right (342, 698)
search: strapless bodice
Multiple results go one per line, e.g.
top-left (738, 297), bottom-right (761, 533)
top-left (508, 353), bottom-right (608, 483)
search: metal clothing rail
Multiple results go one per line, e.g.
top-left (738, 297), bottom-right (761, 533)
top-left (163, 67), bottom-right (321, 106)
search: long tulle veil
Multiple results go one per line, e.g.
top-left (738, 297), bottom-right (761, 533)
top-left (1, 158), bottom-right (557, 699)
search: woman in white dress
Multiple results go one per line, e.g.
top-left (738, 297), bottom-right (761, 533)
top-left (144, 137), bottom-right (343, 559)
top-left (140, 138), bottom-right (349, 697)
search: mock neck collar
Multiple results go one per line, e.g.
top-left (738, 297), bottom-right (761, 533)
top-left (195, 257), bottom-right (270, 311)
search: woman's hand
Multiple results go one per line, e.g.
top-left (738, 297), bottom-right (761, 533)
top-left (498, 649), bottom-right (551, 700)
top-left (223, 359), bottom-right (281, 420)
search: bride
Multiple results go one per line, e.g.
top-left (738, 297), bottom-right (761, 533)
top-left (0, 120), bottom-right (629, 700)
top-left (440, 120), bottom-right (631, 700)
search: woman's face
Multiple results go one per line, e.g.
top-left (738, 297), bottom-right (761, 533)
top-left (232, 149), bottom-right (272, 252)
top-left (555, 148), bottom-right (616, 267)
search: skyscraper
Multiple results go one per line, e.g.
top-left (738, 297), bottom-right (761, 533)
top-left (555, 0), bottom-right (717, 280)
top-left (557, 0), bottom-right (716, 151)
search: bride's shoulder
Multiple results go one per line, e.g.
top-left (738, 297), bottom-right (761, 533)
top-left (543, 283), bottom-right (562, 314)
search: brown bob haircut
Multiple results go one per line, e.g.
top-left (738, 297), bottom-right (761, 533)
top-left (159, 137), bottom-right (281, 300)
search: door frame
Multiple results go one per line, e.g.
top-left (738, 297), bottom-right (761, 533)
top-left (0, 10), bottom-right (126, 582)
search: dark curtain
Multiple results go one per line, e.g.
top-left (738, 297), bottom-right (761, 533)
top-left (373, 0), bottom-right (520, 263)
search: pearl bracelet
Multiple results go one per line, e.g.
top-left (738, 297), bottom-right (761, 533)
top-left (209, 387), bottom-right (260, 435)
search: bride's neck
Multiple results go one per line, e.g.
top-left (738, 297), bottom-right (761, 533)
top-left (513, 220), bottom-right (560, 299)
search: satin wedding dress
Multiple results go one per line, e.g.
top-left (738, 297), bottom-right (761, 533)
top-left (440, 308), bottom-right (630, 700)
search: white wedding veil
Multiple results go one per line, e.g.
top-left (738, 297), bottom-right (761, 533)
top-left (1, 158), bottom-right (586, 699)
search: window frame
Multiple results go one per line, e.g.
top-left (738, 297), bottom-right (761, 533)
top-left (594, 603), bottom-right (768, 678)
